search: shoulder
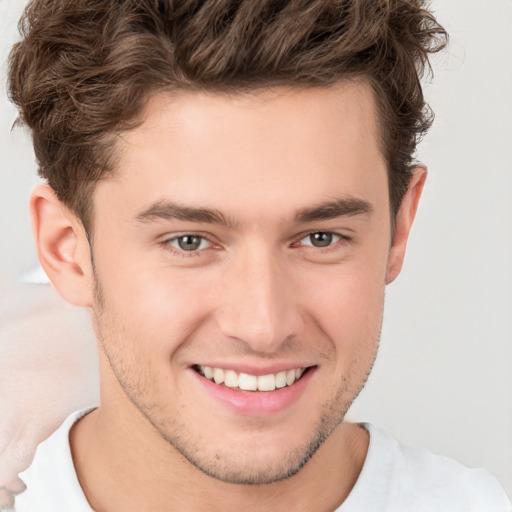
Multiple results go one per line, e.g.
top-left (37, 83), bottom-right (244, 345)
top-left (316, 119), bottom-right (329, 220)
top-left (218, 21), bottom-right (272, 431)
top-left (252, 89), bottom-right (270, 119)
top-left (341, 423), bottom-right (511, 512)
top-left (14, 408), bottom-right (95, 512)
top-left (382, 426), bottom-right (510, 511)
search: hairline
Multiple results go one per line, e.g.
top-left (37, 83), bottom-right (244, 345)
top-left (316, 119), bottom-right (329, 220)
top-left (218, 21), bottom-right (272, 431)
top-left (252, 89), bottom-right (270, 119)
top-left (79, 78), bottom-right (401, 239)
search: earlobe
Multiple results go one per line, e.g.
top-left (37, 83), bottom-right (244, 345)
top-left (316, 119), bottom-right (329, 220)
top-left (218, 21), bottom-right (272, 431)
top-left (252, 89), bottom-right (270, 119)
top-left (30, 184), bottom-right (94, 307)
top-left (385, 166), bottom-right (427, 284)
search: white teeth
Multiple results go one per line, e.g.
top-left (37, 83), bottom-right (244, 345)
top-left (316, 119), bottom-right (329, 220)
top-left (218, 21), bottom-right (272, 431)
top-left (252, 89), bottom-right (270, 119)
top-left (275, 371), bottom-right (287, 389)
top-left (198, 365), bottom-right (307, 392)
top-left (257, 374), bottom-right (276, 392)
top-left (203, 366), bottom-right (214, 380)
top-left (239, 373), bottom-right (258, 391)
top-left (224, 370), bottom-right (239, 388)
top-left (213, 367), bottom-right (225, 384)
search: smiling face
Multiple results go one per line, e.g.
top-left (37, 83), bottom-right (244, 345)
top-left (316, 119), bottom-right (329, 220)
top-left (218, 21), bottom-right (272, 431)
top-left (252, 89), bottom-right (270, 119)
top-left (70, 83), bottom-right (414, 485)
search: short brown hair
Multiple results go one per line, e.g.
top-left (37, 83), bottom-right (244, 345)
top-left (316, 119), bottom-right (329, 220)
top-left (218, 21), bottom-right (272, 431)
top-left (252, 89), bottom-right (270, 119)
top-left (8, 0), bottom-right (447, 231)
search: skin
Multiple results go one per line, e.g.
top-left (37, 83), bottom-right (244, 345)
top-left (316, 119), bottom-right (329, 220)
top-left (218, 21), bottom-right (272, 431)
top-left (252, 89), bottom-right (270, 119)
top-left (31, 82), bottom-right (425, 512)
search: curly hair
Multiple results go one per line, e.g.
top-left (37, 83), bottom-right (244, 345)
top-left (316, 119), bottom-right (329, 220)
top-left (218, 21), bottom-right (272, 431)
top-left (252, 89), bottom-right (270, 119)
top-left (8, 0), bottom-right (447, 231)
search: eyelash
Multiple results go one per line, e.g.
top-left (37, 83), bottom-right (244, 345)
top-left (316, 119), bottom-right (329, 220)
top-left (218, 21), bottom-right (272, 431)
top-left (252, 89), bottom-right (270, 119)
top-left (294, 232), bottom-right (354, 256)
top-left (162, 233), bottom-right (215, 258)
top-left (161, 231), bottom-right (351, 258)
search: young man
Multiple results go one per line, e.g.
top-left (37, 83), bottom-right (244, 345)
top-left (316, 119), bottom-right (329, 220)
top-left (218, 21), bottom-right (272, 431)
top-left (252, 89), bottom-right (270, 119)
top-left (7, 1), bottom-right (511, 510)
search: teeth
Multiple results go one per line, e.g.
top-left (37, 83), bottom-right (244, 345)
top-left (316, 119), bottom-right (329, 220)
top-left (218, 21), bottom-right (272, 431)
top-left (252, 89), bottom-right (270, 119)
top-left (239, 373), bottom-right (257, 391)
top-left (275, 371), bottom-right (287, 389)
top-left (203, 366), bottom-right (214, 380)
top-left (213, 367), bottom-right (224, 384)
top-left (258, 374), bottom-right (276, 391)
top-left (224, 370), bottom-right (239, 387)
top-left (198, 365), bottom-right (307, 392)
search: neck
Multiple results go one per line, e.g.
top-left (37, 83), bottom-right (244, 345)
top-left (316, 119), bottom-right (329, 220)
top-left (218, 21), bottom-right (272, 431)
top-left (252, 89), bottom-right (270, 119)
top-left (70, 402), bottom-right (368, 512)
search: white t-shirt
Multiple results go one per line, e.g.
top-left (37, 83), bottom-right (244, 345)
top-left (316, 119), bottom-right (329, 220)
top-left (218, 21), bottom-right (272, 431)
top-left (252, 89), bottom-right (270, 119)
top-left (15, 409), bottom-right (511, 512)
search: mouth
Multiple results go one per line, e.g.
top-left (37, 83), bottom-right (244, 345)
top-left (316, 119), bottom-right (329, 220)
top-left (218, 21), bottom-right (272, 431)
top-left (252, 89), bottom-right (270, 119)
top-left (193, 365), bottom-right (311, 392)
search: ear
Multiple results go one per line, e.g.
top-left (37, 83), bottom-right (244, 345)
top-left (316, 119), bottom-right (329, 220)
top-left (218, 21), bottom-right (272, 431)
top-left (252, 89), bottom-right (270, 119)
top-left (385, 166), bottom-right (427, 284)
top-left (30, 184), bottom-right (94, 307)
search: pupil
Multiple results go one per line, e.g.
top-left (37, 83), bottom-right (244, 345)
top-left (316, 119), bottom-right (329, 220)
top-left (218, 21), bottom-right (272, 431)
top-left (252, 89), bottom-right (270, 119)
top-left (310, 232), bottom-right (332, 247)
top-left (178, 235), bottom-right (201, 251)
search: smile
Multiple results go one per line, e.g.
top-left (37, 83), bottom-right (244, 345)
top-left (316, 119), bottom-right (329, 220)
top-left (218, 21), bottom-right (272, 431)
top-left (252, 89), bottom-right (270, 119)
top-left (195, 365), bottom-right (307, 392)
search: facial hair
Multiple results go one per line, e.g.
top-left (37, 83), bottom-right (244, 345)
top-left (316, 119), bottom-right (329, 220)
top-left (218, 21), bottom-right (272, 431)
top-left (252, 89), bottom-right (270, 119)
top-left (92, 271), bottom-right (379, 485)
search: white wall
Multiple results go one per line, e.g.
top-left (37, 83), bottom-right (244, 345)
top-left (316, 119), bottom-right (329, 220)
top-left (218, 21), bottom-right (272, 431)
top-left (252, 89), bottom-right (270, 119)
top-left (1, 0), bottom-right (511, 497)
top-left (0, 0), bottom-right (40, 287)
top-left (348, 0), bottom-right (512, 496)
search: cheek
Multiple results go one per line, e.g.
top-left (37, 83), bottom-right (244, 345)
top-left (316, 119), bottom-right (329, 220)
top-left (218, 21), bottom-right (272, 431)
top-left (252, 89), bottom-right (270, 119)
top-left (96, 258), bottom-right (216, 358)
top-left (297, 257), bottom-right (387, 355)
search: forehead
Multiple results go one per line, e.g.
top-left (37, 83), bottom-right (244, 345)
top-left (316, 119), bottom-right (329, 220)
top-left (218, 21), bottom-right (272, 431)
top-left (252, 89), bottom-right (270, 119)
top-left (128, 82), bottom-right (381, 156)
top-left (95, 82), bottom-right (387, 223)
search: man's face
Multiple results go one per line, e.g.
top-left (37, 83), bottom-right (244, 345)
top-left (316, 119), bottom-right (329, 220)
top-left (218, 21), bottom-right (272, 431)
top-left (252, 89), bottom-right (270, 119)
top-left (90, 83), bottom-right (394, 484)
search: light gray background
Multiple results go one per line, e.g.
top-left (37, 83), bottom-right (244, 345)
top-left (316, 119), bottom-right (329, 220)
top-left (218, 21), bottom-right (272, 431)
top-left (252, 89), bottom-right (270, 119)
top-left (1, 0), bottom-right (511, 497)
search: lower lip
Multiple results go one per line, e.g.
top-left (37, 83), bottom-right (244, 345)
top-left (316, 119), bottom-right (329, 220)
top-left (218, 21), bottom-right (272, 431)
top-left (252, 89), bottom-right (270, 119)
top-left (191, 368), bottom-right (316, 416)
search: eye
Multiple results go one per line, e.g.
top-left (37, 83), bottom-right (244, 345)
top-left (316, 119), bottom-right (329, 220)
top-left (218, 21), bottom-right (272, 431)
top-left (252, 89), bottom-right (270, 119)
top-left (167, 235), bottom-right (211, 252)
top-left (300, 232), bottom-right (342, 248)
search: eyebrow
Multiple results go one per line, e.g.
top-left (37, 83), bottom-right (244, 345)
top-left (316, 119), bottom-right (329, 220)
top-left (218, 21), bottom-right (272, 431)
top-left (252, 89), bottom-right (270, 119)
top-left (293, 198), bottom-right (373, 223)
top-left (134, 197), bottom-right (373, 227)
top-left (135, 200), bottom-right (239, 227)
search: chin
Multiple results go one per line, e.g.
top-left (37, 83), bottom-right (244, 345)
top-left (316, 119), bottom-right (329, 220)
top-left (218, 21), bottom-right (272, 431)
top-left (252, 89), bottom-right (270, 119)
top-left (156, 407), bottom-right (343, 486)
top-left (177, 442), bottom-right (319, 486)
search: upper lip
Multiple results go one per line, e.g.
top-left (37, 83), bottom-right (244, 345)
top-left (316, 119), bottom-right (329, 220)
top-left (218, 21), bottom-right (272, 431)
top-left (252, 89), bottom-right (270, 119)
top-left (191, 363), bottom-right (315, 376)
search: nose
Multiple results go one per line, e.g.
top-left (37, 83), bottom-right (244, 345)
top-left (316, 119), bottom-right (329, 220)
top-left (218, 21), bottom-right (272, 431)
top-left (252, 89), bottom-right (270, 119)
top-left (216, 246), bottom-right (304, 353)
